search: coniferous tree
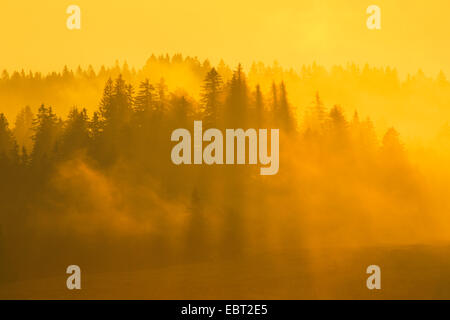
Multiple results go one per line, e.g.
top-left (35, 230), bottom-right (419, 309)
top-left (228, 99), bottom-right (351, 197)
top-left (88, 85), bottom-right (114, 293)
top-left (201, 68), bottom-right (222, 128)
top-left (225, 64), bottom-right (248, 127)
top-left (99, 77), bottom-right (114, 124)
top-left (111, 74), bottom-right (133, 123)
top-left (222, 65), bottom-right (249, 257)
top-left (134, 79), bottom-right (154, 116)
top-left (328, 105), bottom-right (348, 149)
top-left (156, 78), bottom-right (168, 115)
top-left (134, 79), bottom-right (155, 135)
top-left (88, 111), bottom-right (103, 160)
top-left (278, 82), bottom-right (294, 131)
top-left (126, 84), bottom-right (135, 111)
top-left (13, 106), bottom-right (34, 153)
top-left (89, 111), bottom-right (103, 139)
top-left (0, 114), bottom-right (15, 162)
top-left (305, 92), bottom-right (326, 134)
top-left (31, 105), bottom-right (60, 163)
top-left (171, 94), bottom-right (191, 127)
top-left (98, 75), bottom-right (135, 162)
top-left (60, 108), bottom-right (90, 157)
top-left (329, 105), bottom-right (347, 130)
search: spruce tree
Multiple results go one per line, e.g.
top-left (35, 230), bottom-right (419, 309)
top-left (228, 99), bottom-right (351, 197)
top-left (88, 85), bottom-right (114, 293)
top-left (201, 68), bottom-right (222, 127)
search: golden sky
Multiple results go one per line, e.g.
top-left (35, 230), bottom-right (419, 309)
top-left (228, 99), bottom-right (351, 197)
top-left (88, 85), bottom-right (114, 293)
top-left (1, 0), bottom-right (449, 76)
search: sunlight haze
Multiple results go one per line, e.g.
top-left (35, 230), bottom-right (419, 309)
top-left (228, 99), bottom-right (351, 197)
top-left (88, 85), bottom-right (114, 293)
top-left (0, 0), bottom-right (449, 77)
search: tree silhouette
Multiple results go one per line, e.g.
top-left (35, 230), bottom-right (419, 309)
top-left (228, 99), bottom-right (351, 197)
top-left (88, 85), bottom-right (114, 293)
top-left (60, 108), bottom-right (90, 158)
top-left (13, 106), bottom-right (34, 153)
top-left (134, 79), bottom-right (155, 117)
top-left (225, 64), bottom-right (248, 127)
top-left (99, 78), bottom-right (114, 124)
top-left (31, 104), bottom-right (60, 164)
top-left (201, 68), bottom-right (222, 128)
top-left (277, 81), bottom-right (294, 131)
top-left (0, 113), bottom-right (17, 173)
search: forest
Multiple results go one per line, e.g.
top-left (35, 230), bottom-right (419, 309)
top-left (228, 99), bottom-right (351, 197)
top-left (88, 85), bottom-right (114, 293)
top-left (1, 55), bottom-right (450, 297)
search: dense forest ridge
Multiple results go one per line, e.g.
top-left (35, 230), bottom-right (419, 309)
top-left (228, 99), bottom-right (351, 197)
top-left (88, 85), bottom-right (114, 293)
top-left (2, 53), bottom-right (447, 84)
top-left (1, 54), bottom-right (450, 144)
top-left (0, 62), bottom-right (403, 165)
top-left (1, 55), bottom-right (450, 281)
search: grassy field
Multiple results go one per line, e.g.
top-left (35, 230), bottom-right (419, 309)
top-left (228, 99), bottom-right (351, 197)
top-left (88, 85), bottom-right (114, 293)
top-left (1, 245), bottom-right (450, 299)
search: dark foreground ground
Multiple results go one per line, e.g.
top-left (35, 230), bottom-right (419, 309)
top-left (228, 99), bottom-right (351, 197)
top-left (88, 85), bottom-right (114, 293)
top-left (1, 245), bottom-right (450, 299)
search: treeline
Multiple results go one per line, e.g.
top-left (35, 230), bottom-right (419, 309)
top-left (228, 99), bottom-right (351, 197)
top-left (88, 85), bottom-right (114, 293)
top-left (1, 54), bottom-right (450, 142)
